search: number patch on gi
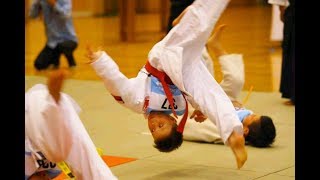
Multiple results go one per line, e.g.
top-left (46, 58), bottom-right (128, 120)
top-left (146, 76), bottom-right (185, 115)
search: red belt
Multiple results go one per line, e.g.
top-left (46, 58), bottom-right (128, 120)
top-left (145, 61), bottom-right (188, 133)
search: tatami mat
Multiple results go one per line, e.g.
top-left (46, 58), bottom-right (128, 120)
top-left (26, 75), bottom-right (295, 180)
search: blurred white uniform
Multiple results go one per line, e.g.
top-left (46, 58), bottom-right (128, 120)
top-left (25, 84), bottom-right (117, 180)
top-left (91, 0), bottom-right (242, 144)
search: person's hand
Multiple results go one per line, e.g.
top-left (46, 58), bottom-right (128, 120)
top-left (232, 100), bottom-right (243, 108)
top-left (47, 0), bottom-right (56, 7)
top-left (190, 110), bottom-right (207, 122)
top-left (47, 69), bottom-right (69, 104)
top-left (85, 44), bottom-right (103, 64)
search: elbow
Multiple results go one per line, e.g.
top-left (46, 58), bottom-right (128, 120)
top-left (226, 74), bottom-right (244, 91)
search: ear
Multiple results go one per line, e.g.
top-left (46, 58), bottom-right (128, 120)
top-left (243, 126), bottom-right (249, 137)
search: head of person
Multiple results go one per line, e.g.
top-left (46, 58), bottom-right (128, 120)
top-left (242, 114), bottom-right (276, 147)
top-left (147, 111), bottom-right (183, 152)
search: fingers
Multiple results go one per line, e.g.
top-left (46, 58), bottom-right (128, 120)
top-left (86, 43), bottom-right (103, 53)
top-left (97, 46), bottom-right (103, 51)
top-left (194, 116), bottom-right (207, 122)
top-left (85, 43), bottom-right (102, 64)
top-left (190, 110), bottom-right (207, 122)
top-left (190, 110), bottom-right (196, 119)
top-left (86, 43), bottom-right (93, 55)
top-left (85, 53), bottom-right (94, 64)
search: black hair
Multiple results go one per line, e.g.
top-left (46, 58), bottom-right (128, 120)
top-left (153, 124), bottom-right (183, 152)
top-left (245, 115), bottom-right (276, 148)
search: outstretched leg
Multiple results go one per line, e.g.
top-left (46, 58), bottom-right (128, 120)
top-left (207, 24), bottom-right (245, 101)
top-left (58, 40), bottom-right (78, 68)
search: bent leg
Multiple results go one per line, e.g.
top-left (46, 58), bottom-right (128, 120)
top-left (58, 40), bottom-right (78, 67)
top-left (34, 45), bottom-right (60, 70)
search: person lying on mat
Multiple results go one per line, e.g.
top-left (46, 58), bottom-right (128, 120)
top-left (180, 24), bottom-right (276, 148)
top-left (25, 69), bottom-right (117, 180)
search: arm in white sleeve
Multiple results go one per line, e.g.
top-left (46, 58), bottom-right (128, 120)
top-left (201, 47), bottom-right (215, 76)
top-left (218, 54), bottom-right (244, 101)
top-left (90, 51), bottom-right (131, 97)
top-left (148, 0), bottom-right (230, 95)
top-left (160, 0), bottom-right (230, 66)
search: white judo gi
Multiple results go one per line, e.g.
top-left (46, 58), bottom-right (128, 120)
top-left (182, 54), bottom-right (245, 143)
top-left (25, 84), bottom-right (117, 180)
top-left (91, 0), bottom-right (242, 144)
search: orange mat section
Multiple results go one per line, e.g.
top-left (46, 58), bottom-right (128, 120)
top-left (101, 155), bottom-right (137, 167)
top-left (53, 155), bottom-right (137, 180)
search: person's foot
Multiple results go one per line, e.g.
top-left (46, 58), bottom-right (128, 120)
top-left (47, 69), bottom-right (68, 103)
top-left (227, 131), bottom-right (247, 169)
top-left (206, 24), bottom-right (228, 57)
top-left (67, 58), bottom-right (77, 68)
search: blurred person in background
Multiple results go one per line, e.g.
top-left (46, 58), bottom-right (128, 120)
top-left (29, 0), bottom-right (78, 70)
top-left (268, 0), bottom-right (295, 105)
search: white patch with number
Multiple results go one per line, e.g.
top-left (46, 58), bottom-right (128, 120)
top-left (146, 76), bottom-right (186, 115)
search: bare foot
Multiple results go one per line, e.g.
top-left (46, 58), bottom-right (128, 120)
top-left (47, 69), bottom-right (68, 103)
top-left (228, 131), bottom-right (247, 169)
top-left (206, 24), bottom-right (228, 57)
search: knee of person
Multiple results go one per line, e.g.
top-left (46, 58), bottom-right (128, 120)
top-left (231, 75), bottom-right (245, 90)
top-left (59, 41), bottom-right (78, 50)
top-left (34, 60), bottom-right (47, 70)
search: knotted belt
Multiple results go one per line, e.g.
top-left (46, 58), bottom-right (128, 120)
top-left (145, 61), bottom-right (188, 133)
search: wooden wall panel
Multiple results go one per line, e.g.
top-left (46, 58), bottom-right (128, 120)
top-left (26, 0), bottom-right (267, 19)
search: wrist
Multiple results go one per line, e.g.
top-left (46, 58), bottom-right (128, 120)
top-left (92, 51), bottom-right (103, 62)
